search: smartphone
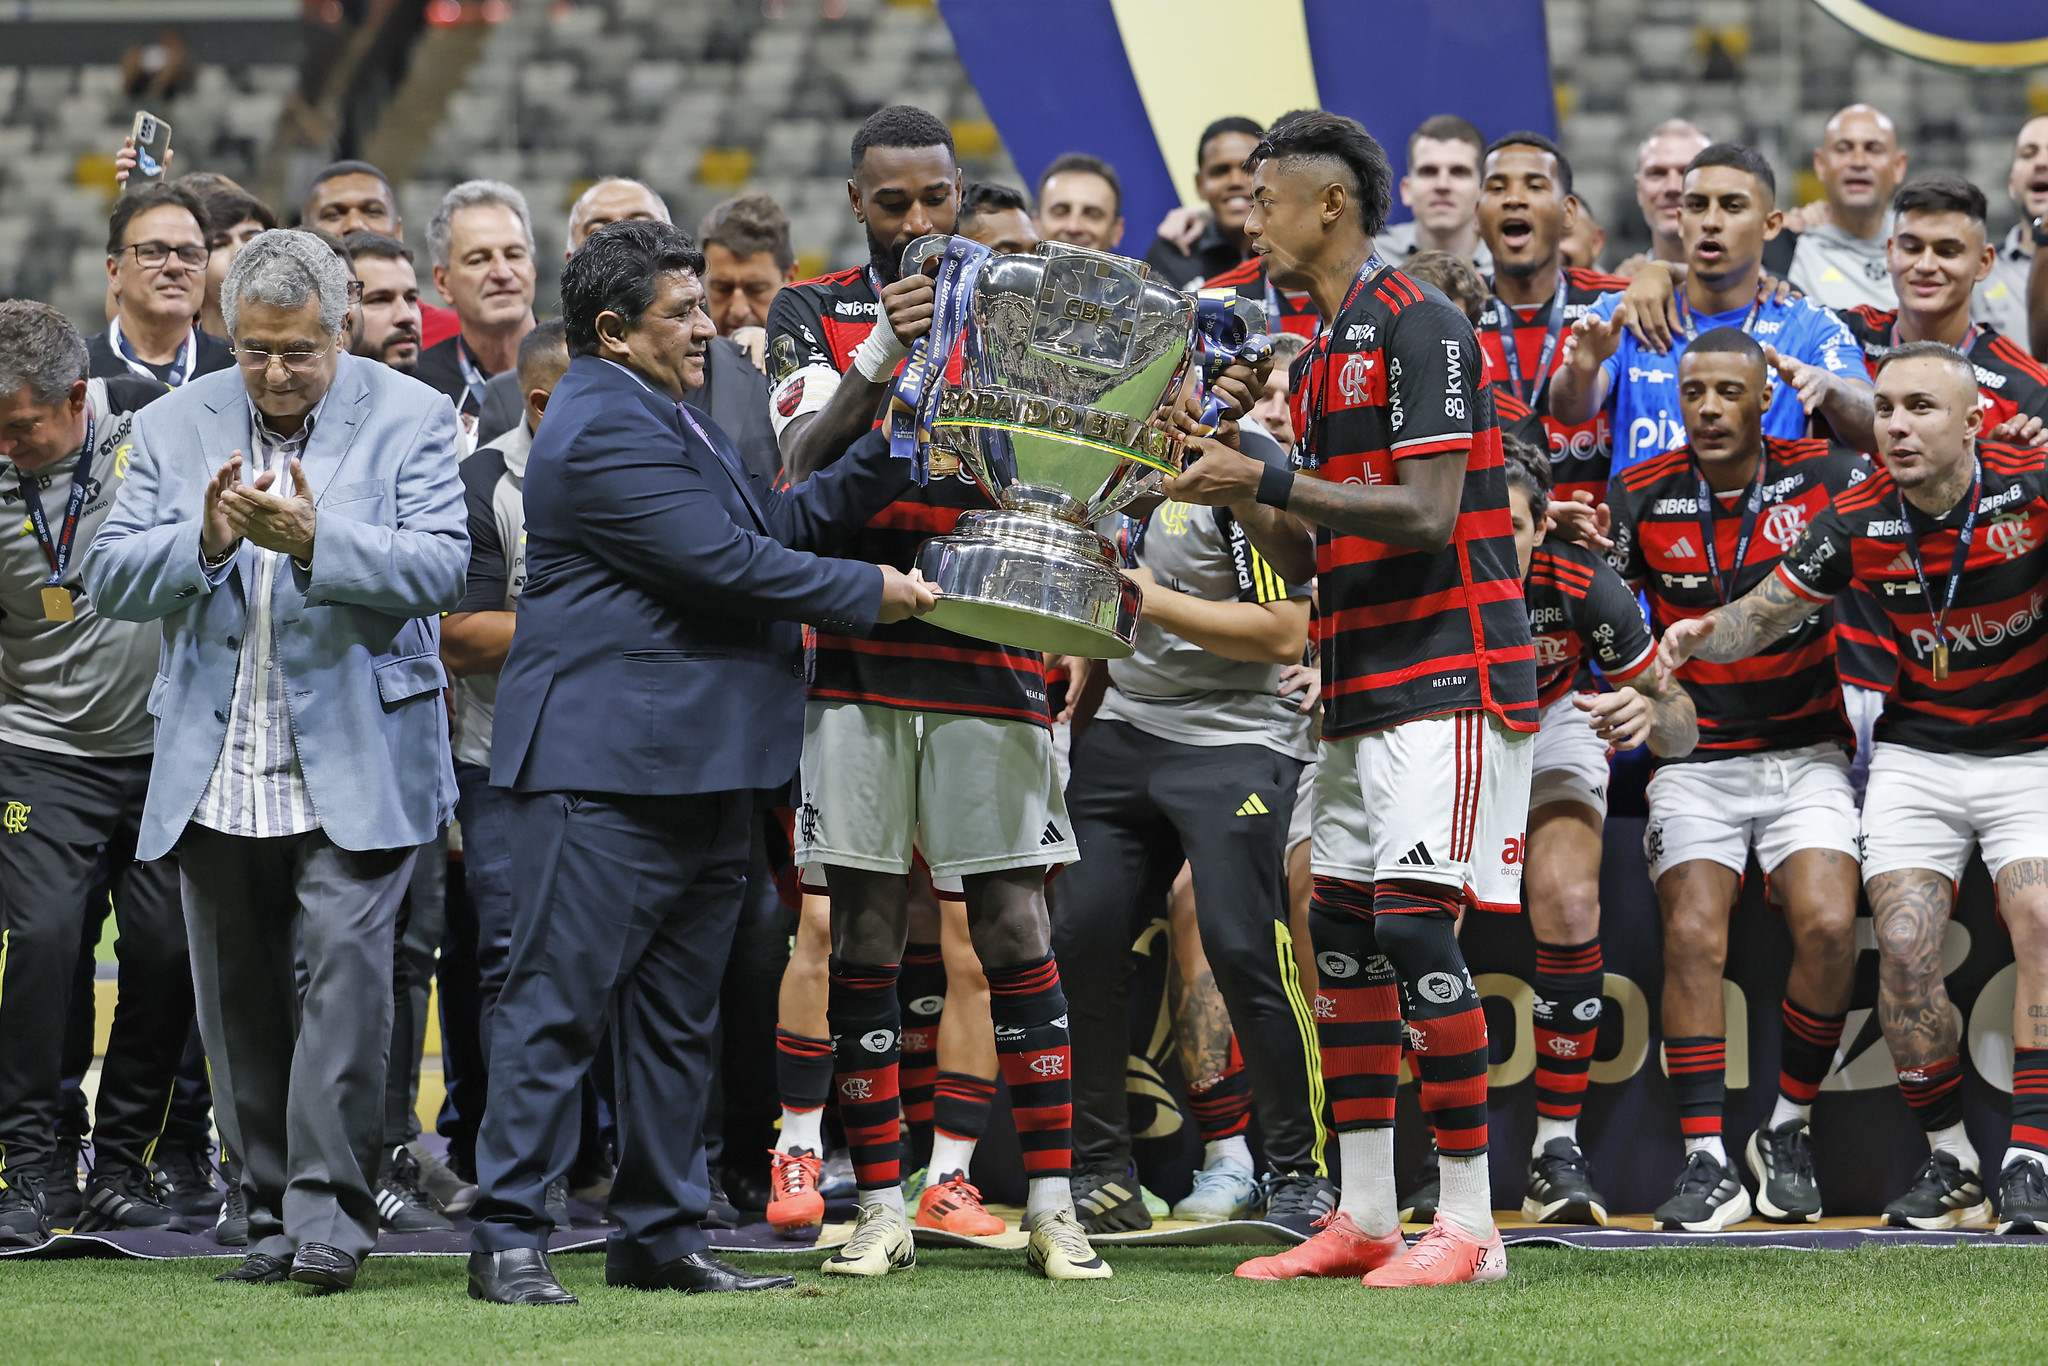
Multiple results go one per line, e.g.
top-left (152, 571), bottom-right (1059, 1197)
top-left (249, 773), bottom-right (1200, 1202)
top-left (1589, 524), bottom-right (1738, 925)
top-left (124, 110), bottom-right (172, 194)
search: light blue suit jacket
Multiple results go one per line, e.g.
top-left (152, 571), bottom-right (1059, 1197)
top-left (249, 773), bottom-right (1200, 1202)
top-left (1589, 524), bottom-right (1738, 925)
top-left (83, 354), bottom-right (469, 861)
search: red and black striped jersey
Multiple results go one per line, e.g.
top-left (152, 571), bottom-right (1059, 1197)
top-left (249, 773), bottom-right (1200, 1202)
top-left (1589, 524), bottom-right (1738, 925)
top-left (1476, 267), bottom-right (1631, 506)
top-left (1779, 440), bottom-right (2048, 756)
top-left (1839, 307), bottom-right (2048, 432)
top-left (1828, 309), bottom-right (2048, 695)
top-left (1525, 540), bottom-right (1656, 708)
top-left (1607, 437), bottom-right (1869, 762)
top-left (764, 268), bottom-right (1049, 726)
top-left (1287, 264), bottom-right (1537, 738)
top-left (1203, 255), bottom-right (1322, 339)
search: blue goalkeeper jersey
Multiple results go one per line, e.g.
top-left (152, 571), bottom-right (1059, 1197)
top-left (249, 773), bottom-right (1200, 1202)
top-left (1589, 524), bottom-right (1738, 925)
top-left (1590, 290), bottom-right (1865, 476)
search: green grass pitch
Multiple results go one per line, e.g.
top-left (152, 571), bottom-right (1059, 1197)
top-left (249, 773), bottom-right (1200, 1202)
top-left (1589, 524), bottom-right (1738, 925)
top-left (2, 1244), bottom-right (2042, 1365)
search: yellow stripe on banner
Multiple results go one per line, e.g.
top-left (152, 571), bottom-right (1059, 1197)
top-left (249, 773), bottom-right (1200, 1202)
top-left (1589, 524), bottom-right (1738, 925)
top-left (1109, 0), bottom-right (1322, 209)
top-left (1273, 919), bottom-right (1328, 1177)
top-left (1807, 0), bottom-right (2048, 70)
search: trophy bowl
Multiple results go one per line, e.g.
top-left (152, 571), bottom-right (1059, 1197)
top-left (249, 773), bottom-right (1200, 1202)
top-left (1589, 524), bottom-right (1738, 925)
top-left (912, 240), bottom-right (1196, 658)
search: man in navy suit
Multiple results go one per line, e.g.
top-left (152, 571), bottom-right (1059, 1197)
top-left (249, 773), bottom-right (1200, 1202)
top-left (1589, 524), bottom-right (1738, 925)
top-left (465, 220), bottom-right (936, 1304)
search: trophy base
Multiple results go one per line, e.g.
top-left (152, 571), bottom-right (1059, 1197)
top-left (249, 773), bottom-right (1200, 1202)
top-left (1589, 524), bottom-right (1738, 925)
top-left (915, 511), bottom-right (1141, 659)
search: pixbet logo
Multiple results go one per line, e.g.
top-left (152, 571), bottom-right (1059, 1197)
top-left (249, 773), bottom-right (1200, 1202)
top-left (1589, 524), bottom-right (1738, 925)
top-left (1627, 412), bottom-right (1687, 462)
top-left (1905, 591), bottom-right (2047, 661)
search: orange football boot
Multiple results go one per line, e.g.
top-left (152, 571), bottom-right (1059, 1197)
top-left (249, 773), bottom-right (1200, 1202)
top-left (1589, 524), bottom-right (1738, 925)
top-left (767, 1148), bottom-right (825, 1234)
top-left (1233, 1211), bottom-right (1406, 1280)
top-left (915, 1172), bottom-right (1006, 1237)
top-left (1361, 1213), bottom-right (1507, 1286)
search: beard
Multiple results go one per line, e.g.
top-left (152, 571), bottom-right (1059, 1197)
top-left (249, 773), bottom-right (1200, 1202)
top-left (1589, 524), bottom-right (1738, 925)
top-left (866, 225), bottom-right (906, 286)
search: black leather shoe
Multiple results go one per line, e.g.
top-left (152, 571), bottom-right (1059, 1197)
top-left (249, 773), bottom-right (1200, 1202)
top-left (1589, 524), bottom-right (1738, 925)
top-left (215, 1252), bottom-right (291, 1284)
top-left (606, 1250), bottom-right (795, 1293)
top-left (468, 1248), bottom-right (579, 1305)
top-left (287, 1242), bottom-right (358, 1292)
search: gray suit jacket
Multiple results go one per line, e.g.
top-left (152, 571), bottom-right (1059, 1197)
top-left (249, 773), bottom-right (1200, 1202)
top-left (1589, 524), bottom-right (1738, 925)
top-left (82, 355), bottom-right (470, 860)
top-left (476, 335), bottom-right (778, 481)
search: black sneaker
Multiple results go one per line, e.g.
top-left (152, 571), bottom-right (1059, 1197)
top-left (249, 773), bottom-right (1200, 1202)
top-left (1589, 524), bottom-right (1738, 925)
top-left (1070, 1168), bottom-right (1150, 1234)
top-left (1996, 1159), bottom-right (2048, 1235)
top-left (76, 1165), bottom-right (174, 1232)
top-left (375, 1146), bottom-right (455, 1233)
top-left (705, 1172), bottom-right (740, 1230)
top-left (1258, 1171), bottom-right (1339, 1240)
top-left (0, 1172), bottom-right (49, 1247)
top-left (42, 1136), bottom-right (82, 1228)
top-left (404, 1141), bottom-right (478, 1216)
top-left (154, 1143), bottom-right (224, 1223)
top-left (1651, 1150), bottom-right (1753, 1231)
top-left (1398, 1140), bottom-right (1439, 1225)
top-left (214, 1151), bottom-right (249, 1247)
top-left (1522, 1137), bottom-right (1610, 1225)
top-left (544, 1176), bottom-right (571, 1229)
top-left (1883, 1150), bottom-right (1990, 1230)
top-left (1746, 1120), bottom-right (1821, 1223)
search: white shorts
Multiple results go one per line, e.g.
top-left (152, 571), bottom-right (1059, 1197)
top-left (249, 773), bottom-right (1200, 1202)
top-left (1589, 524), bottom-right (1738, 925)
top-left (1311, 711), bottom-right (1534, 914)
top-left (795, 701), bottom-right (1078, 878)
top-left (1286, 757), bottom-right (1317, 853)
top-left (1861, 743), bottom-right (2048, 882)
top-left (1529, 692), bottom-right (1611, 818)
top-left (799, 862), bottom-right (964, 898)
top-left (1642, 744), bottom-right (1859, 882)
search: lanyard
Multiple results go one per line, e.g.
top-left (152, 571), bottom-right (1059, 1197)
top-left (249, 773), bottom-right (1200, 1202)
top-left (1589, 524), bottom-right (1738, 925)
top-left (1300, 252), bottom-right (1389, 470)
top-left (1675, 291), bottom-right (1763, 343)
top-left (1115, 509), bottom-right (1152, 567)
top-left (1692, 450), bottom-right (1766, 604)
top-left (19, 415), bottom-right (95, 621)
top-left (1890, 318), bottom-right (1979, 359)
top-left (108, 319), bottom-right (195, 387)
top-left (1491, 274), bottom-right (1569, 408)
top-left (1897, 459), bottom-right (1981, 681)
top-left (453, 336), bottom-right (490, 415)
top-left (889, 236), bottom-right (990, 483)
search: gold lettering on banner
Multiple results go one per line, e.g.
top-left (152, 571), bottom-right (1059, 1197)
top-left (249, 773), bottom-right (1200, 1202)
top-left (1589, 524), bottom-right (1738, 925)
top-left (1021, 397), bottom-right (1050, 426)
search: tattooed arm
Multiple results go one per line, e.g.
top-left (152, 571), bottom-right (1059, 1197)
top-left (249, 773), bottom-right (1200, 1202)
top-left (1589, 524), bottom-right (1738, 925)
top-left (1868, 868), bottom-right (1962, 1070)
top-left (1656, 569), bottom-right (1816, 677)
top-left (1576, 666), bottom-right (1699, 759)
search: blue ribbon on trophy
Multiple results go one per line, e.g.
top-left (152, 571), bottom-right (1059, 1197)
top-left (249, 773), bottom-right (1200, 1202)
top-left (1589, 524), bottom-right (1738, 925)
top-left (889, 234), bottom-right (993, 483)
top-left (1191, 290), bottom-right (1275, 436)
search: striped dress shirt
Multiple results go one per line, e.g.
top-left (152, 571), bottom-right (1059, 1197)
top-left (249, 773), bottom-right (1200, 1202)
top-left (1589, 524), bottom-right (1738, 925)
top-left (192, 398), bottom-right (324, 839)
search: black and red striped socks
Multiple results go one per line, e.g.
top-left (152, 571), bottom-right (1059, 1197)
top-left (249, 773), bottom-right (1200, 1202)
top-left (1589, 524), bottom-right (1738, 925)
top-left (1309, 877), bottom-right (1400, 1235)
top-left (928, 1070), bottom-right (996, 1180)
top-left (1531, 937), bottom-right (1602, 1149)
top-left (775, 1026), bottom-right (834, 1156)
top-left (985, 953), bottom-right (1073, 1219)
top-left (898, 942), bottom-right (946, 1168)
top-left (1187, 1036), bottom-right (1254, 1170)
top-left (2006, 1048), bottom-right (2048, 1176)
top-left (829, 957), bottom-right (904, 1202)
top-left (1665, 1036), bottom-right (1727, 1162)
top-left (1898, 1052), bottom-right (1980, 1172)
top-left (1771, 998), bottom-right (1846, 1127)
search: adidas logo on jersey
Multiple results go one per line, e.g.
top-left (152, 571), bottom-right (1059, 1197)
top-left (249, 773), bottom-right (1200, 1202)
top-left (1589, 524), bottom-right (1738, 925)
top-left (1887, 548), bottom-right (1916, 574)
top-left (1235, 793), bottom-right (1270, 816)
top-left (1397, 841), bottom-right (1435, 867)
top-left (1668, 534), bottom-right (1698, 560)
top-left (1039, 822), bottom-right (1065, 847)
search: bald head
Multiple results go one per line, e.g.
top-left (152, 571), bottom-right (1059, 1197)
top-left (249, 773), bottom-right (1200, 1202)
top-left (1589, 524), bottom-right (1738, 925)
top-left (1635, 120), bottom-right (1714, 252)
top-left (567, 178), bottom-right (671, 254)
top-left (2009, 115), bottom-right (2048, 222)
top-left (1814, 104), bottom-right (1906, 233)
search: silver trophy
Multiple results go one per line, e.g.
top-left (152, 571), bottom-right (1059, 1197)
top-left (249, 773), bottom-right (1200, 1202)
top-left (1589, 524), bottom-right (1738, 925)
top-left (910, 240), bottom-right (1200, 658)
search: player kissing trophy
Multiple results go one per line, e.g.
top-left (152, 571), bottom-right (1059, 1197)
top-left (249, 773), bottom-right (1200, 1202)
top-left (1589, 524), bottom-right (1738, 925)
top-left (895, 235), bottom-right (1267, 658)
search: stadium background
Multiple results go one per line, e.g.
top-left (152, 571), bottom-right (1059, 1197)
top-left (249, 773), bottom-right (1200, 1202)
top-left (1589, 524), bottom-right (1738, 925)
top-left (15, 0), bottom-right (2046, 1217)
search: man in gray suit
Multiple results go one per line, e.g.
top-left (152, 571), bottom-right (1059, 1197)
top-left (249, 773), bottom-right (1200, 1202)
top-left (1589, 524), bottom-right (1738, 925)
top-left (83, 229), bottom-right (468, 1292)
top-left (474, 177), bottom-right (776, 479)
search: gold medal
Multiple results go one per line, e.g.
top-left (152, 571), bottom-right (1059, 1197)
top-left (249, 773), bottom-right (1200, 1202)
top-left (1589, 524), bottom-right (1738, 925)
top-left (40, 585), bottom-right (73, 622)
top-left (1932, 644), bottom-right (1949, 680)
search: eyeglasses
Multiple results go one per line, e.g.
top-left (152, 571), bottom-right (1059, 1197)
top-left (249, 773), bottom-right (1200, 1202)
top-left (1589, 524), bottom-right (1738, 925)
top-left (229, 340), bottom-right (336, 374)
top-left (116, 241), bottom-right (209, 270)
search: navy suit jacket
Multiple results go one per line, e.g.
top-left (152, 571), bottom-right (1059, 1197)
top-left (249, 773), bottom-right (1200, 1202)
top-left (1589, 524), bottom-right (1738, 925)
top-left (491, 354), bottom-right (908, 796)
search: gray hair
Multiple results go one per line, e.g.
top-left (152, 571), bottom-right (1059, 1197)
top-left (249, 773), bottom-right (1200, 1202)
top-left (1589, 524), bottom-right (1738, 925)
top-left (222, 229), bottom-right (352, 340)
top-left (0, 300), bottom-right (88, 405)
top-left (428, 179), bottom-right (536, 268)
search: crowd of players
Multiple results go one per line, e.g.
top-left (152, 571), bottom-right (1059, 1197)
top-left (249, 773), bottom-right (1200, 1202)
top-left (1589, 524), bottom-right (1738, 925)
top-left (2, 87), bottom-right (2047, 1291)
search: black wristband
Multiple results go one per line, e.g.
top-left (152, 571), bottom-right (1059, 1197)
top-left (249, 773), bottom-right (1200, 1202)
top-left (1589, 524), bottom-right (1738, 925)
top-left (1255, 463), bottom-right (1295, 509)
